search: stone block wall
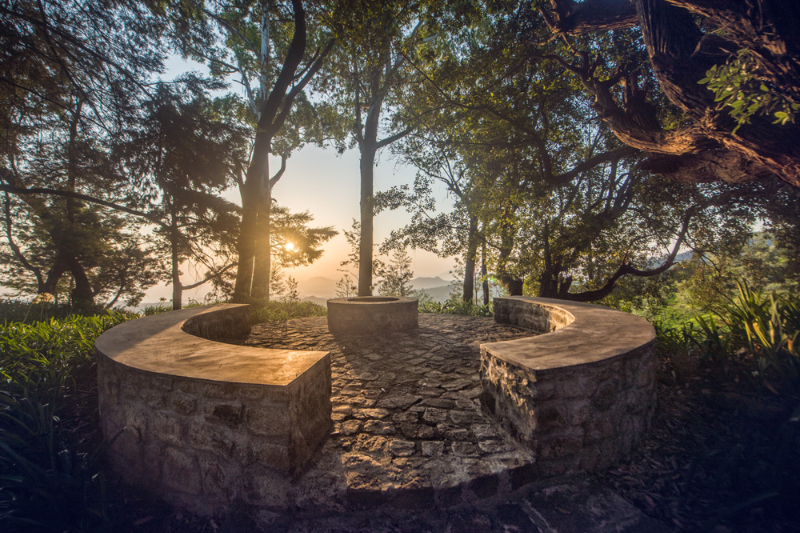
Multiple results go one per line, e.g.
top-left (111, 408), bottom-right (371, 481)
top-left (95, 305), bottom-right (332, 514)
top-left (480, 297), bottom-right (656, 477)
top-left (327, 296), bottom-right (418, 336)
top-left (493, 298), bottom-right (573, 332)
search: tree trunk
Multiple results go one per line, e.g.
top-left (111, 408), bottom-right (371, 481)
top-left (233, 129), bottom-right (272, 302)
top-left (63, 99), bottom-right (94, 306)
top-left (358, 140), bottom-right (376, 296)
top-left (481, 241), bottom-right (489, 306)
top-left (170, 216), bottom-right (182, 310)
top-left (462, 215), bottom-right (478, 303)
top-left (66, 252), bottom-right (94, 306)
top-left (251, 192), bottom-right (273, 300)
top-left (496, 211), bottom-right (521, 296)
top-left (40, 251), bottom-right (69, 295)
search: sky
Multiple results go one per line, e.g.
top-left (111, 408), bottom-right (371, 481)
top-left (143, 56), bottom-right (457, 303)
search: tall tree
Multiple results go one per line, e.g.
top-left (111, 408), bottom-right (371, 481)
top-left (383, 0), bottom-right (758, 302)
top-left (174, 0), bottom-right (335, 302)
top-left (324, 0), bottom-right (437, 296)
top-left (118, 83), bottom-right (248, 309)
top-left (0, 0), bottom-right (164, 304)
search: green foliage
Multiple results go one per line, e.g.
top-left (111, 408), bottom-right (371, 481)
top-left (0, 313), bottom-right (128, 384)
top-left (0, 300), bottom-right (109, 324)
top-left (658, 280), bottom-right (800, 391)
top-left (715, 282), bottom-right (800, 382)
top-left (418, 295), bottom-right (492, 317)
top-left (692, 314), bottom-right (736, 365)
top-left (0, 309), bottom-right (129, 530)
top-left (250, 300), bottom-right (327, 324)
top-left (699, 49), bottom-right (800, 133)
top-left (141, 303), bottom-right (174, 316)
top-left (653, 320), bottom-right (697, 358)
top-left (378, 248), bottom-right (415, 297)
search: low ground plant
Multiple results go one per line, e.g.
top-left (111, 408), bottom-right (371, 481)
top-left (0, 309), bottom-right (130, 531)
top-left (654, 281), bottom-right (800, 390)
top-left (249, 300), bottom-right (327, 324)
top-left (418, 296), bottom-right (493, 317)
top-left (0, 299), bottom-right (112, 324)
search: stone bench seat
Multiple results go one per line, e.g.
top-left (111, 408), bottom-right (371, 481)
top-left (95, 304), bottom-right (332, 513)
top-left (480, 297), bottom-right (657, 477)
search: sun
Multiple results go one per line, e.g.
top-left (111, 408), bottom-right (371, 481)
top-left (285, 242), bottom-right (295, 251)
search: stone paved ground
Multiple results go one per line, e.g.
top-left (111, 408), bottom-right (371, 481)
top-left (243, 314), bottom-right (538, 509)
top-left (236, 315), bottom-right (672, 532)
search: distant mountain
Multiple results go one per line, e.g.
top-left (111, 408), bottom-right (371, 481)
top-left (298, 276), bottom-right (337, 298)
top-left (410, 276), bottom-right (451, 290)
top-left (302, 295), bottom-right (329, 307)
top-left (415, 285), bottom-right (452, 303)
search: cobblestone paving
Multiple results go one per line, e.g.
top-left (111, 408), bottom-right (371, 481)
top-left (234, 315), bottom-right (673, 532)
top-left (243, 314), bottom-right (537, 509)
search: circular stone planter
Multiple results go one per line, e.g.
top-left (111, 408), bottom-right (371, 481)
top-left (327, 296), bottom-right (418, 336)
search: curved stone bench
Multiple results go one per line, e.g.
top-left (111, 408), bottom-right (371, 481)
top-left (95, 304), bottom-right (332, 514)
top-left (480, 297), bottom-right (656, 477)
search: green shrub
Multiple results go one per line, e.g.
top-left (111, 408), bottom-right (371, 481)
top-left (0, 299), bottom-right (112, 324)
top-left (653, 321), bottom-right (697, 358)
top-left (418, 296), bottom-right (493, 317)
top-left (0, 311), bottom-right (130, 531)
top-left (141, 303), bottom-right (174, 315)
top-left (659, 281), bottom-right (800, 390)
top-left (716, 282), bottom-right (800, 381)
top-left (250, 300), bottom-right (327, 324)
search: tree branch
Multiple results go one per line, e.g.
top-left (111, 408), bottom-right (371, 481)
top-left (3, 193), bottom-right (44, 287)
top-left (376, 125), bottom-right (414, 150)
top-left (541, 0), bottom-right (639, 35)
top-left (0, 183), bottom-right (166, 228)
top-left (182, 262), bottom-right (237, 290)
top-left (561, 207), bottom-right (694, 302)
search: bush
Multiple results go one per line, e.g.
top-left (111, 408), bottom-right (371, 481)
top-left (0, 299), bottom-right (112, 324)
top-left (0, 310), bottom-right (130, 531)
top-left (250, 300), bottom-right (327, 324)
top-left (716, 282), bottom-right (800, 383)
top-left (658, 281), bottom-right (800, 390)
top-left (418, 296), bottom-right (493, 317)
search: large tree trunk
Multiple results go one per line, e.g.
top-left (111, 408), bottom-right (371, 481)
top-left (358, 141), bottom-right (376, 296)
top-left (481, 241), bottom-right (489, 306)
top-left (66, 252), bottom-right (94, 306)
top-left (64, 100), bottom-right (94, 306)
top-left (462, 215), bottom-right (478, 303)
top-left (250, 196), bottom-right (272, 299)
top-left (170, 216), bottom-right (182, 310)
top-left (496, 211), bottom-right (522, 296)
top-left (232, 0), bottom-right (314, 302)
top-left (40, 251), bottom-right (69, 295)
top-left (233, 130), bottom-right (271, 302)
top-left (544, 0), bottom-right (800, 186)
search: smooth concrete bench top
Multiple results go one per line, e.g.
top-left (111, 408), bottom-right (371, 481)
top-left (483, 297), bottom-right (655, 374)
top-left (95, 304), bottom-right (328, 387)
